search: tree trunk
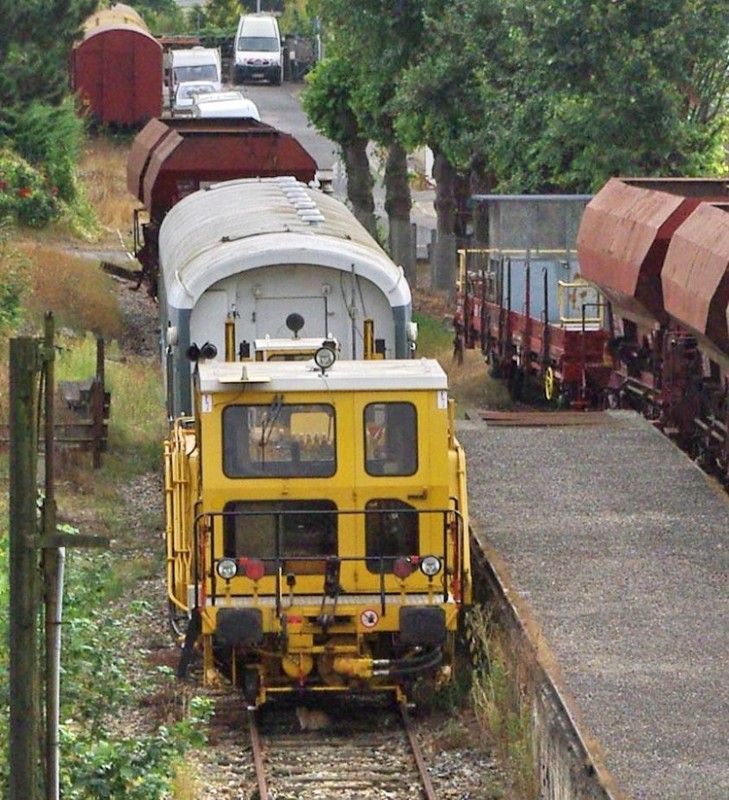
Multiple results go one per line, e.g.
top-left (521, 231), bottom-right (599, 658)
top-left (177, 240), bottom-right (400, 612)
top-left (469, 154), bottom-right (495, 248)
top-left (384, 141), bottom-right (415, 285)
top-left (432, 148), bottom-right (457, 291)
top-left (342, 137), bottom-right (376, 237)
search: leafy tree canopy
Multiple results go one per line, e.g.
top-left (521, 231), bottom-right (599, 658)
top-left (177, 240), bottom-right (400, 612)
top-left (482, 0), bottom-right (729, 190)
top-left (382, 0), bottom-right (729, 192)
top-left (0, 0), bottom-right (97, 109)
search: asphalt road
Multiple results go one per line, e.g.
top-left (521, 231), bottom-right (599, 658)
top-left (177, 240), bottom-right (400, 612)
top-left (235, 82), bottom-right (346, 196)
top-left (228, 81), bottom-right (437, 243)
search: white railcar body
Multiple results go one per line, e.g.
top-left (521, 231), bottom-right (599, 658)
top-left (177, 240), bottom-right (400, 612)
top-left (159, 177), bottom-right (414, 417)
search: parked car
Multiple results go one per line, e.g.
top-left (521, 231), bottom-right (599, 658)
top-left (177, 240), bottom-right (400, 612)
top-left (191, 91), bottom-right (261, 120)
top-left (172, 81), bottom-right (219, 115)
top-left (233, 14), bottom-right (283, 85)
top-left (169, 47), bottom-right (222, 96)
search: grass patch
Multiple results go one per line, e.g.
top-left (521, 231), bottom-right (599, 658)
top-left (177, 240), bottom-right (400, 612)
top-left (77, 135), bottom-right (139, 240)
top-left (414, 310), bottom-right (514, 413)
top-left (14, 242), bottom-right (123, 338)
top-left (468, 606), bottom-right (538, 800)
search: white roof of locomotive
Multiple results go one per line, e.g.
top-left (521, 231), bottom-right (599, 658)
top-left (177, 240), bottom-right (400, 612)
top-left (159, 177), bottom-right (411, 311)
top-left (253, 336), bottom-right (339, 355)
top-left (197, 357), bottom-right (449, 393)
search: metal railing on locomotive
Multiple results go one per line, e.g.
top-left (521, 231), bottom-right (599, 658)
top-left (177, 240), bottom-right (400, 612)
top-left (186, 506), bottom-right (467, 613)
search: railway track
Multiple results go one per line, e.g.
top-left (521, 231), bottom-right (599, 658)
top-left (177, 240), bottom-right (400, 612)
top-left (247, 697), bottom-right (439, 800)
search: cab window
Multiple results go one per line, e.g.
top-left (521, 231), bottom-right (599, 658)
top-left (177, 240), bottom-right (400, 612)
top-left (365, 499), bottom-right (419, 573)
top-left (223, 499), bottom-right (337, 575)
top-left (364, 402), bottom-right (417, 476)
top-left (223, 402), bottom-right (335, 478)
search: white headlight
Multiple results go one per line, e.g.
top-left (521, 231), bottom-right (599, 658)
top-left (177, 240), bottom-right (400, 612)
top-left (314, 346), bottom-right (336, 371)
top-left (216, 558), bottom-right (238, 580)
top-left (420, 555), bottom-right (441, 577)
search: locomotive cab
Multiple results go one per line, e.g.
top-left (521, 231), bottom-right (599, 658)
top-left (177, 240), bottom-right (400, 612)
top-left (165, 353), bottom-right (471, 706)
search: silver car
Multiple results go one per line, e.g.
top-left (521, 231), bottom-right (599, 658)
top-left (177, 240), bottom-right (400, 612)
top-left (172, 81), bottom-right (219, 116)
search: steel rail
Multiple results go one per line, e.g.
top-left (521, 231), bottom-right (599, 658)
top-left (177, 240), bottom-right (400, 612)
top-left (247, 708), bottom-right (269, 800)
top-left (399, 704), bottom-right (438, 800)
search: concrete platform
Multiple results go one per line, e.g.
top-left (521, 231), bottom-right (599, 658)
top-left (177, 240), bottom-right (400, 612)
top-left (458, 410), bottom-right (728, 800)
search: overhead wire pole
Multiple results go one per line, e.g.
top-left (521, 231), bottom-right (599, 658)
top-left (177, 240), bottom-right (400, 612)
top-left (9, 336), bottom-right (43, 799)
top-left (9, 318), bottom-right (110, 800)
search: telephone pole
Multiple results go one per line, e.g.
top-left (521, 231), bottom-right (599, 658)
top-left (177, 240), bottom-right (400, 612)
top-left (9, 337), bottom-right (42, 799)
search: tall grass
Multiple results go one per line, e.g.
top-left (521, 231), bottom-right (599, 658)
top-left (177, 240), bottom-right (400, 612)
top-left (77, 136), bottom-right (139, 239)
top-left (15, 242), bottom-right (123, 338)
top-left (468, 606), bottom-right (538, 799)
top-left (413, 310), bottom-right (514, 411)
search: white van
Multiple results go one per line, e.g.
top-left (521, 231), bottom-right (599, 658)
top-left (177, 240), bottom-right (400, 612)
top-left (233, 14), bottom-right (283, 86)
top-left (191, 91), bottom-right (261, 120)
top-left (169, 48), bottom-right (222, 99)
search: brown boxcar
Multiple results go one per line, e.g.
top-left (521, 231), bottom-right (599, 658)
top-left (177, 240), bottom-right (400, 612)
top-left (71, 4), bottom-right (162, 127)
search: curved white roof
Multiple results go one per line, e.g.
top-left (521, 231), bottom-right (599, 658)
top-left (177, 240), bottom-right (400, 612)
top-left (159, 178), bottom-right (411, 311)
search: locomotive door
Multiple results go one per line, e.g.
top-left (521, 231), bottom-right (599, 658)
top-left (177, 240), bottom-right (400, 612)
top-left (347, 393), bottom-right (444, 599)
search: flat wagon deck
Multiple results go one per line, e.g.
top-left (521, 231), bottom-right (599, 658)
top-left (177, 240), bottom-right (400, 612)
top-left (459, 410), bottom-right (728, 799)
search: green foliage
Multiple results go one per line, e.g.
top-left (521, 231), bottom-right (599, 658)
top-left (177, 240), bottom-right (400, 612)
top-left (59, 726), bottom-right (183, 800)
top-left (467, 606), bottom-right (537, 798)
top-left (394, 1), bottom-right (504, 171)
top-left (140, 2), bottom-right (192, 36)
top-left (201, 0), bottom-right (240, 31)
top-left (7, 99), bottom-right (86, 203)
top-left (302, 57), bottom-right (361, 145)
top-left (0, 0), bottom-right (97, 107)
top-left (0, 148), bottom-right (61, 227)
top-left (0, 225), bottom-right (29, 330)
top-left (475, 0), bottom-right (729, 191)
top-left (412, 311), bottom-right (452, 357)
top-left (280, 0), bottom-right (319, 37)
top-left (316, 0), bottom-right (431, 144)
top-left (0, 540), bottom-right (211, 797)
top-left (0, 98), bottom-right (88, 229)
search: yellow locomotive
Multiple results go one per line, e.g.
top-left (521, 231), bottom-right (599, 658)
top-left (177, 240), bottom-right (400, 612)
top-left (165, 346), bottom-right (471, 706)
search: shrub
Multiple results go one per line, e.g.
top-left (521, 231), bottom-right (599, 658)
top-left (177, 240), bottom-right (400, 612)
top-left (0, 223), bottom-right (30, 332)
top-left (0, 148), bottom-right (60, 227)
top-left (1, 99), bottom-right (85, 205)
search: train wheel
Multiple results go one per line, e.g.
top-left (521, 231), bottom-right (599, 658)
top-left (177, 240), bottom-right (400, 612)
top-left (243, 668), bottom-right (260, 707)
top-left (544, 366), bottom-right (557, 401)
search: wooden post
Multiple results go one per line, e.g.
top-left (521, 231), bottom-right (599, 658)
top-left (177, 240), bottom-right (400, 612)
top-left (91, 337), bottom-right (105, 469)
top-left (9, 337), bottom-right (42, 800)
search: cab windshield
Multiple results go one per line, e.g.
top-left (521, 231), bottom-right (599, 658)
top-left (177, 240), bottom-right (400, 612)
top-left (238, 36), bottom-right (279, 52)
top-left (223, 402), bottom-right (335, 478)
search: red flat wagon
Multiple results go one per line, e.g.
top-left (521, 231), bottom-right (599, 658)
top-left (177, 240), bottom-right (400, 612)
top-left (456, 248), bottom-right (611, 406)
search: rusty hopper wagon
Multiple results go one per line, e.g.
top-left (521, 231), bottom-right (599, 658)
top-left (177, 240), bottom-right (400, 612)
top-left (71, 4), bottom-right (163, 127)
top-left (126, 117), bottom-right (318, 293)
top-left (577, 177), bottom-right (729, 480)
